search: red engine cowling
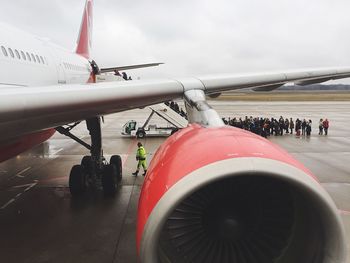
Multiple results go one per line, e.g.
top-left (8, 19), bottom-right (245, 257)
top-left (137, 125), bottom-right (347, 263)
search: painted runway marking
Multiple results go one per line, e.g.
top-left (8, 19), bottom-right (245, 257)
top-left (122, 139), bottom-right (137, 167)
top-left (0, 180), bottom-right (38, 210)
top-left (1, 199), bottom-right (15, 210)
top-left (13, 182), bottom-right (38, 189)
top-left (23, 181), bottom-right (38, 192)
top-left (51, 148), bottom-right (63, 156)
top-left (15, 167), bottom-right (31, 178)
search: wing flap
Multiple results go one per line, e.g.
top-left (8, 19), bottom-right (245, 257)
top-left (100, 63), bottom-right (164, 74)
top-left (252, 84), bottom-right (285, 92)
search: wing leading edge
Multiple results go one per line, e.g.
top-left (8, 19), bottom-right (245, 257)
top-left (1, 67), bottom-right (350, 142)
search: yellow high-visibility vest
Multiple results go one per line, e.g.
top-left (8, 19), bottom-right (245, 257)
top-left (137, 146), bottom-right (146, 160)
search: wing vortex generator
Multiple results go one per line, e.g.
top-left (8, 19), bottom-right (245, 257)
top-left (137, 125), bottom-right (346, 263)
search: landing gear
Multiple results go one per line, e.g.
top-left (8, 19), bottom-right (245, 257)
top-left (56, 117), bottom-right (123, 196)
top-left (110, 155), bottom-right (122, 182)
top-left (69, 165), bottom-right (87, 196)
top-left (102, 164), bottom-right (118, 196)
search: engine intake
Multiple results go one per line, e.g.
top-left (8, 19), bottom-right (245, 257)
top-left (160, 175), bottom-right (324, 262)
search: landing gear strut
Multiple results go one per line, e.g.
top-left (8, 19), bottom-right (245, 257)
top-left (56, 117), bottom-right (122, 196)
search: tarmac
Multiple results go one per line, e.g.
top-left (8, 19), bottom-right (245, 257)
top-left (0, 101), bottom-right (349, 263)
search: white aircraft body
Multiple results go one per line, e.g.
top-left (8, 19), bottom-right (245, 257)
top-left (0, 0), bottom-right (349, 262)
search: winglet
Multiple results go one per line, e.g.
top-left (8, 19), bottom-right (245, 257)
top-left (76, 0), bottom-right (93, 59)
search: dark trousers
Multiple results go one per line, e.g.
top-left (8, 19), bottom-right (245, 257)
top-left (324, 127), bottom-right (328, 135)
top-left (319, 127), bottom-right (323, 135)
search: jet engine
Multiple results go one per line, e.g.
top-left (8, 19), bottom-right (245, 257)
top-left (137, 125), bottom-right (347, 263)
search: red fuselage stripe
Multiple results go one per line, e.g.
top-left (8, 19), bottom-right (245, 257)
top-left (0, 129), bottom-right (56, 162)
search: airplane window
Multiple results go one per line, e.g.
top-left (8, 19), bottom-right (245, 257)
top-left (15, 50), bottom-right (20, 59)
top-left (8, 48), bottom-right (14, 58)
top-left (40, 56), bottom-right (44, 64)
top-left (31, 54), bottom-right (36, 62)
top-left (21, 51), bottom-right (26, 60)
top-left (36, 55), bottom-right (40, 63)
top-left (1, 46), bottom-right (8, 56)
top-left (26, 52), bottom-right (31, 61)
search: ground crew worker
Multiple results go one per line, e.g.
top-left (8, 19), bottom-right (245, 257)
top-left (132, 142), bottom-right (147, 176)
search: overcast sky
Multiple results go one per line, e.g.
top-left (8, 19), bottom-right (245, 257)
top-left (1, 0), bottom-right (350, 82)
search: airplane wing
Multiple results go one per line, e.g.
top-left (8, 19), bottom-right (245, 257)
top-left (1, 67), bottom-right (350, 142)
top-left (100, 63), bottom-right (164, 74)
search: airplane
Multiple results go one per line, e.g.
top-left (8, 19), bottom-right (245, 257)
top-left (0, 0), bottom-right (349, 262)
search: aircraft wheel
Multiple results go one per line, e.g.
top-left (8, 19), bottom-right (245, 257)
top-left (136, 130), bottom-right (146, 138)
top-left (81, 155), bottom-right (92, 170)
top-left (110, 155), bottom-right (122, 182)
top-left (81, 155), bottom-right (95, 186)
top-left (81, 155), bottom-right (93, 177)
top-left (102, 164), bottom-right (118, 196)
top-left (69, 165), bottom-right (87, 196)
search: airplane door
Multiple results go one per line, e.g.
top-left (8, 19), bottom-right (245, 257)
top-left (45, 44), bottom-right (66, 84)
top-left (57, 62), bottom-right (66, 84)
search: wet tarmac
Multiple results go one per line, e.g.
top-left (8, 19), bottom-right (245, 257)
top-left (0, 101), bottom-right (349, 263)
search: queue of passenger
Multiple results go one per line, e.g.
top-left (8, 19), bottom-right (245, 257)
top-left (165, 101), bottom-right (188, 119)
top-left (222, 116), bottom-right (330, 138)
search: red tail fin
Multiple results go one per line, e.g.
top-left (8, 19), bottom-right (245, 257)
top-left (76, 0), bottom-right (93, 59)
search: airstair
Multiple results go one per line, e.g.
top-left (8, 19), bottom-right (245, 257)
top-left (148, 103), bottom-right (188, 128)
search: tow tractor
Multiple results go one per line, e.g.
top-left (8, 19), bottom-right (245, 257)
top-left (122, 103), bottom-right (188, 138)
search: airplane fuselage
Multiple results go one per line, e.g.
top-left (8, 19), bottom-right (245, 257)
top-left (0, 22), bottom-right (92, 161)
top-left (0, 22), bottom-right (91, 88)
